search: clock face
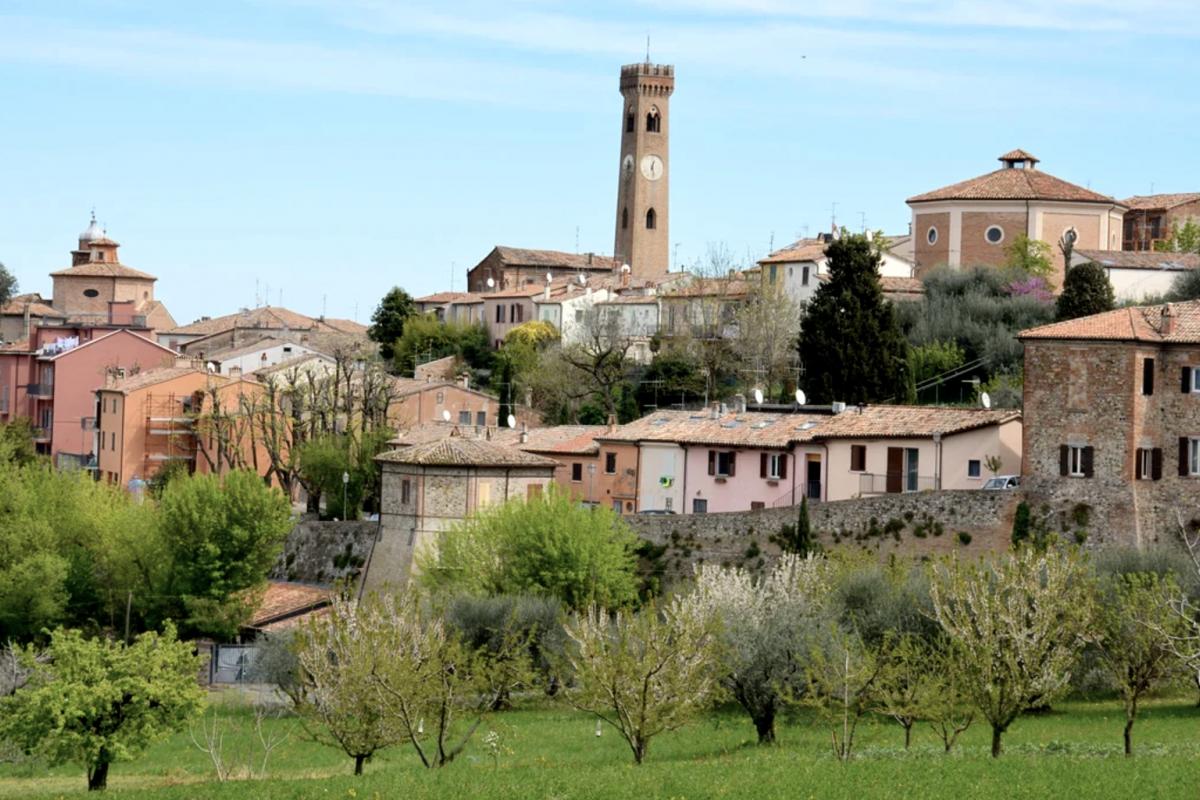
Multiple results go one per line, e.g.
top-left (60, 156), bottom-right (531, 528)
top-left (622, 154), bottom-right (634, 178)
top-left (640, 154), bottom-right (664, 181)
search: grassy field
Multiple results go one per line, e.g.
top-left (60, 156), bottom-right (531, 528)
top-left (2, 690), bottom-right (1199, 799)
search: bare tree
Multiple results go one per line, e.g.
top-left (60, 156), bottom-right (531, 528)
top-left (190, 699), bottom-right (293, 781)
top-left (556, 308), bottom-right (637, 421)
top-left (733, 281), bottom-right (801, 399)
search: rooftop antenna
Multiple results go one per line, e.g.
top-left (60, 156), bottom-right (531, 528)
top-left (830, 202), bottom-right (838, 235)
top-left (575, 226), bottom-right (580, 254)
top-left (322, 294), bottom-right (327, 319)
top-left (859, 211), bottom-right (867, 232)
top-left (646, 34), bottom-right (650, 63)
top-left (450, 261), bottom-right (455, 292)
top-left (769, 231), bottom-right (775, 252)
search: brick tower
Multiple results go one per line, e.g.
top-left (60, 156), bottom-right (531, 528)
top-left (613, 62), bottom-right (674, 279)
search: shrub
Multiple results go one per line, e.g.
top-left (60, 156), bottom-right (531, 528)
top-left (957, 531), bottom-right (972, 546)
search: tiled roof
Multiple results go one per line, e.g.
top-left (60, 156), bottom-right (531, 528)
top-left (203, 336), bottom-right (315, 363)
top-left (252, 352), bottom-right (336, 377)
top-left (101, 365), bottom-right (219, 395)
top-left (908, 157), bottom-right (1119, 205)
top-left (43, 328), bottom-right (175, 362)
top-left (320, 318), bottom-right (369, 335)
top-left (490, 247), bottom-right (619, 271)
top-left (999, 148), bottom-right (1039, 162)
top-left (49, 262), bottom-right (157, 280)
top-left (880, 276), bottom-right (925, 296)
top-left (1075, 249), bottom-right (1200, 271)
top-left (390, 377), bottom-right (497, 401)
top-left (376, 435), bottom-right (558, 468)
top-left (1122, 193), bottom-right (1200, 211)
top-left (598, 294), bottom-right (660, 306)
top-left (247, 582), bottom-right (332, 632)
top-left (662, 276), bottom-right (754, 298)
top-left (166, 306), bottom-right (339, 336)
top-left (759, 239), bottom-right (828, 264)
top-left (1019, 300), bottom-right (1200, 344)
top-left (0, 294), bottom-right (61, 318)
top-left (390, 423), bottom-right (604, 455)
top-left (417, 291), bottom-right (484, 304)
top-left (598, 406), bottom-right (1019, 447)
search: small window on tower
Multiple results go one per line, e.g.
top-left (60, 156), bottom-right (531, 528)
top-left (622, 207), bottom-right (629, 229)
top-left (646, 108), bottom-right (661, 133)
top-left (646, 208), bottom-right (657, 230)
top-left (625, 110), bottom-right (634, 132)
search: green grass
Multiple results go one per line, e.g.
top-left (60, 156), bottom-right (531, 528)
top-left (3, 690), bottom-right (1200, 799)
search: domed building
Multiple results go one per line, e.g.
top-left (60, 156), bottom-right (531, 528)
top-left (907, 150), bottom-right (1126, 288)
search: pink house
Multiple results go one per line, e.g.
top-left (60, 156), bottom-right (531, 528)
top-left (0, 326), bottom-right (178, 469)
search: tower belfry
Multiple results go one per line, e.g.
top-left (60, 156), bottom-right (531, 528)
top-left (613, 62), bottom-right (674, 279)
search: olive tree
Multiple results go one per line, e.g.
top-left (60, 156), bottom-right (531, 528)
top-left (929, 548), bottom-right (1095, 757)
top-left (0, 625), bottom-right (203, 791)
top-left (688, 554), bottom-right (827, 743)
top-left (562, 599), bottom-right (721, 764)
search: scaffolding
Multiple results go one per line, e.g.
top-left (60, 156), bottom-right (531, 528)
top-left (142, 392), bottom-right (198, 477)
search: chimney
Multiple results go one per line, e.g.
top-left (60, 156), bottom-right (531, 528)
top-left (175, 355), bottom-right (192, 368)
top-left (229, 365), bottom-right (242, 380)
top-left (709, 402), bottom-right (720, 420)
top-left (1162, 304), bottom-right (1174, 335)
top-left (732, 393), bottom-right (746, 414)
top-left (519, 429), bottom-right (529, 444)
top-left (544, 284), bottom-right (551, 301)
top-left (606, 413), bottom-right (617, 432)
top-left (621, 271), bottom-right (630, 288)
top-left (461, 375), bottom-right (470, 389)
top-left (587, 252), bottom-right (594, 266)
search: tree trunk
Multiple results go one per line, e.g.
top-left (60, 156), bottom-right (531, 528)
top-left (904, 723), bottom-right (912, 750)
top-left (632, 737), bottom-right (647, 764)
top-left (754, 709), bottom-right (777, 744)
top-left (354, 754), bottom-right (366, 775)
top-left (991, 726), bottom-right (1003, 758)
top-left (87, 760), bottom-right (110, 791)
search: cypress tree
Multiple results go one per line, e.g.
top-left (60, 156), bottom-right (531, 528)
top-left (1056, 262), bottom-right (1114, 321)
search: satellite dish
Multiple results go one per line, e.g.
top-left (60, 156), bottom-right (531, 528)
top-left (578, 274), bottom-right (587, 286)
top-left (980, 392), bottom-right (992, 409)
top-left (486, 277), bottom-right (495, 288)
top-left (506, 414), bottom-right (517, 429)
top-left (546, 272), bottom-right (553, 283)
top-left (620, 263), bottom-right (631, 273)
top-left (753, 388), bottom-right (764, 405)
top-left (442, 410), bottom-right (452, 422)
top-left (795, 389), bottom-right (807, 405)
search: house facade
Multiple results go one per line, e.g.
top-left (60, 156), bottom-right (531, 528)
top-left (388, 378), bottom-right (502, 429)
top-left (466, 246), bottom-right (618, 294)
top-left (1019, 300), bottom-right (1200, 547)
top-left (758, 234), bottom-right (917, 308)
top-left (1071, 249), bottom-right (1200, 304)
top-left (1122, 193), bottom-right (1200, 251)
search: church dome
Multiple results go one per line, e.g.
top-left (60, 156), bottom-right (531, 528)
top-left (79, 214), bottom-right (104, 243)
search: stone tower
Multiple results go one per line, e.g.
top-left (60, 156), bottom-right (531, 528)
top-left (613, 62), bottom-right (674, 279)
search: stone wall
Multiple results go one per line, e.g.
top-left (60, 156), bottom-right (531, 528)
top-left (271, 519), bottom-right (378, 586)
top-left (627, 490), bottom-right (1020, 583)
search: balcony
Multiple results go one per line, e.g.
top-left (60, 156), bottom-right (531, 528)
top-left (27, 383), bottom-right (54, 398)
top-left (858, 472), bottom-right (937, 495)
top-left (32, 427), bottom-right (51, 443)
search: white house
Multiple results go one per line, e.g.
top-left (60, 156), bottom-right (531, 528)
top-left (758, 233), bottom-right (916, 307)
top-left (1071, 249), bottom-right (1198, 303)
top-left (534, 284), bottom-right (610, 347)
top-left (204, 338), bottom-right (326, 376)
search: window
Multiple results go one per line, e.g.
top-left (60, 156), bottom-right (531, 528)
top-left (605, 452), bottom-right (617, 474)
top-left (967, 459), bottom-right (981, 478)
top-left (768, 265), bottom-right (777, 284)
top-left (1181, 438), bottom-right (1200, 477)
top-left (1061, 444), bottom-right (1093, 478)
top-left (401, 479), bottom-right (411, 504)
top-left (458, 410), bottom-right (471, 424)
top-left (476, 410), bottom-right (486, 426)
top-left (927, 227), bottom-right (938, 245)
top-left (985, 225), bottom-right (1004, 244)
top-left (571, 463), bottom-right (583, 482)
top-left (646, 108), bottom-right (661, 133)
top-left (436, 391), bottom-right (444, 404)
top-left (622, 207), bottom-right (628, 229)
top-left (905, 448), bottom-right (919, 492)
top-left (1143, 358), bottom-right (1155, 396)
top-left (95, 252), bottom-right (105, 262)
top-left (110, 432), bottom-right (115, 450)
top-left (626, 111), bottom-right (635, 132)
top-left (708, 450), bottom-right (736, 477)
top-left (1184, 366), bottom-right (1200, 393)
top-left (575, 309), bottom-right (584, 323)
top-left (760, 452), bottom-right (786, 480)
top-left (1135, 448), bottom-right (1162, 481)
top-left (515, 304), bottom-right (524, 323)
top-left (83, 288), bottom-right (100, 298)
top-left (613, 499), bottom-right (623, 512)
top-left (495, 305), bottom-right (505, 323)
top-left (850, 444), bottom-right (866, 472)
top-left (693, 498), bottom-right (708, 514)
top-left (646, 208), bottom-right (657, 230)
top-left (751, 501), bottom-right (765, 510)
top-left (801, 266), bottom-right (810, 286)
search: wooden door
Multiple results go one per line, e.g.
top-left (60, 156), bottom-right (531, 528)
top-left (886, 447), bottom-right (903, 494)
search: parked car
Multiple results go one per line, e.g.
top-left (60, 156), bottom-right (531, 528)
top-left (982, 475), bottom-right (1020, 490)
top-left (638, 509), bottom-right (678, 515)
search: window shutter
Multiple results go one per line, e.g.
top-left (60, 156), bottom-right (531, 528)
top-left (1181, 438), bottom-right (1190, 477)
top-left (1183, 367), bottom-right (1193, 394)
top-left (1135, 450), bottom-right (1144, 480)
top-left (1152, 448), bottom-right (1163, 480)
top-left (729, 452), bottom-right (736, 477)
top-left (1082, 446), bottom-right (1094, 478)
top-left (1143, 359), bottom-right (1154, 395)
top-left (708, 450), bottom-right (715, 476)
top-left (760, 453), bottom-right (767, 478)
top-left (1059, 445), bottom-right (1069, 477)
top-left (780, 455), bottom-right (788, 480)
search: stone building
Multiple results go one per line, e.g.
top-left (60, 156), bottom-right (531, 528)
top-left (613, 62), bottom-right (674, 279)
top-left (465, 247), bottom-right (617, 294)
top-left (363, 435), bottom-right (557, 591)
top-left (1019, 300), bottom-right (1200, 547)
top-left (907, 150), bottom-right (1126, 287)
top-left (1122, 193), bottom-right (1200, 251)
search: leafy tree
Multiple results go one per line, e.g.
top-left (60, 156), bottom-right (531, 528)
top-left (1056, 262), bottom-right (1115, 321)
top-left (1154, 218), bottom-right (1200, 254)
top-left (0, 419), bottom-right (37, 465)
top-left (0, 625), bottom-right (203, 791)
top-left (918, 639), bottom-right (976, 752)
top-left (732, 281), bottom-right (801, 397)
top-left (393, 316), bottom-right (492, 378)
top-left (562, 599), bottom-right (721, 764)
top-left (802, 623), bottom-right (879, 760)
top-left (798, 232), bottom-right (910, 404)
top-left (0, 261), bottom-right (15, 309)
top-left (774, 496), bottom-right (813, 556)
top-left (290, 595), bottom-right (409, 774)
top-left (1094, 572), bottom-right (1189, 755)
top-left (1011, 501), bottom-right (1032, 547)
top-left (637, 344), bottom-right (706, 411)
top-left (156, 470), bottom-right (293, 639)
top-left (872, 632), bottom-right (932, 749)
top-left (1167, 268), bottom-right (1200, 302)
top-left (418, 485), bottom-right (638, 611)
top-left (298, 429), bottom-right (392, 520)
top-left (929, 548), bottom-right (1096, 757)
top-left (689, 554), bottom-right (828, 743)
top-left (368, 287), bottom-right (416, 362)
top-left (909, 340), bottom-right (965, 388)
top-left (1003, 234), bottom-right (1054, 281)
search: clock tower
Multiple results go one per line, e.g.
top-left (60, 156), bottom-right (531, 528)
top-left (613, 62), bottom-right (674, 279)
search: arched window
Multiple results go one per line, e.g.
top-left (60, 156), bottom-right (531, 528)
top-left (646, 108), bottom-right (661, 133)
top-left (625, 110), bottom-right (635, 133)
top-left (646, 208), bottom-right (657, 229)
top-left (622, 207), bottom-right (629, 229)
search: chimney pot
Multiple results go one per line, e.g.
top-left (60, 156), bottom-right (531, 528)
top-left (1162, 304), bottom-right (1175, 335)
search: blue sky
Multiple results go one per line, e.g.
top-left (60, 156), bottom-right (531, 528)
top-left (2, 0), bottom-right (1198, 326)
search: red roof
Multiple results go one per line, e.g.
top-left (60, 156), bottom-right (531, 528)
top-left (1019, 300), bottom-right (1200, 344)
top-left (908, 153), bottom-right (1120, 205)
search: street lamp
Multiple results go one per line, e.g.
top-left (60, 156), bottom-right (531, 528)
top-left (342, 471), bottom-right (350, 520)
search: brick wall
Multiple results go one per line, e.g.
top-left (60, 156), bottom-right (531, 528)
top-left (960, 211), bottom-right (1026, 267)
top-left (913, 212), bottom-right (950, 274)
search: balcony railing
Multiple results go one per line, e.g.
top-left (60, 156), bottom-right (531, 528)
top-left (27, 383), bottom-right (54, 398)
top-left (771, 481), bottom-right (822, 507)
top-left (32, 427), bottom-right (51, 442)
top-left (858, 472), bottom-right (937, 495)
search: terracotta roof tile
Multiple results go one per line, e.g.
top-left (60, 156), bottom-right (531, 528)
top-left (49, 261), bottom-right (157, 280)
top-left (880, 276), bottom-right (925, 296)
top-left (908, 157), bottom-right (1119, 205)
top-left (417, 291), bottom-right (484, 304)
top-left (1075, 249), bottom-right (1200, 271)
top-left (376, 436), bottom-right (558, 468)
top-left (166, 306), bottom-right (342, 337)
top-left (759, 239), bottom-right (828, 264)
top-left (100, 365), bottom-right (221, 395)
top-left (1121, 193), bottom-right (1200, 211)
top-left (1019, 300), bottom-right (1200, 344)
top-left (248, 583), bottom-right (332, 631)
top-left (490, 247), bottom-right (619, 271)
top-left (999, 148), bottom-right (1039, 162)
top-left (388, 423), bottom-right (603, 455)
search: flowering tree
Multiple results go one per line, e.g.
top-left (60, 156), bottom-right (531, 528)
top-left (689, 554), bottom-right (827, 743)
top-left (562, 599), bottom-right (720, 764)
top-left (929, 548), bottom-right (1095, 757)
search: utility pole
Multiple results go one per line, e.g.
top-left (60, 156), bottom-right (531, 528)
top-left (124, 590), bottom-right (133, 645)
